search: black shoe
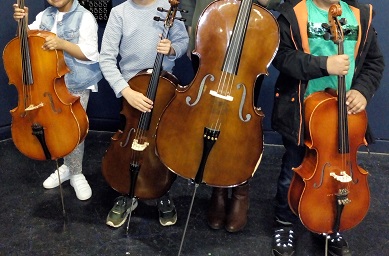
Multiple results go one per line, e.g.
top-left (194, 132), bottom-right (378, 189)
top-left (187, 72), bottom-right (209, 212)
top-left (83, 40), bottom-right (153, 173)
top-left (327, 233), bottom-right (351, 256)
top-left (312, 232), bottom-right (351, 256)
top-left (157, 196), bottom-right (177, 226)
top-left (106, 196), bottom-right (138, 228)
top-left (272, 226), bottom-right (295, 256)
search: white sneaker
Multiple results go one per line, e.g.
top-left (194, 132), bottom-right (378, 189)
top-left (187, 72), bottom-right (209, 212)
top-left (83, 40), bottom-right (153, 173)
top-left (43, 165), bottom-right (71, 189)
top-left (70, 174), bottom-right (92, 201)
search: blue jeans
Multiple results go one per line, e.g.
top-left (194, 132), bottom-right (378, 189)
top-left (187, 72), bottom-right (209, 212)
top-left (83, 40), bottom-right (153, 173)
top-left (274, 136), bottom-right (306, 224)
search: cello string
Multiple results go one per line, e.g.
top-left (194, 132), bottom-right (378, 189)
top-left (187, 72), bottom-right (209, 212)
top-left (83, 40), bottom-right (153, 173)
top-left (129, 24), bottom-right (170, 183)
top-left (21, 4), bottom-right (32, 112)
top-left (136, 26), bottom-right (169, 140)
top-left (218, 0), bottom-right (248, 96)
top-left (210, 0), bottom-right (251, 131)
top-left (19, 0), bottom-right (34, 110)
top-left (338, 32), bottom-right (349, 176)
top-left (217, 0), bottom-right (243, 94)
top-left (18, 0), bottom-right (26, 106)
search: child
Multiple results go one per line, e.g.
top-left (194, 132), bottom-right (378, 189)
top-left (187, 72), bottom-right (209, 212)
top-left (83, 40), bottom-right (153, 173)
top-left (99, 0), bottom-right (189, 228)
top-left (13, 0), bottom-right (102, 201)
top-left (270, 1), bottom-right (384, 255)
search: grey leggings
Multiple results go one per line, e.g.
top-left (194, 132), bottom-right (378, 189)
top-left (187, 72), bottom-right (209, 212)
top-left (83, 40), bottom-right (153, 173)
top-left (64, 89), bottom-right (90, 175)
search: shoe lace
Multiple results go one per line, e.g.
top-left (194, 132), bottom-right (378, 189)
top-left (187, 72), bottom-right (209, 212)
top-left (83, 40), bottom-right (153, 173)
top-left (326, 232), bottom-right (349, 250)
top-left (115, 196), bottom-right (126, 205)
top-left (158, 198), bottom-right (175, 214)
top-left (274, 228), bottom-right (294, 248)
top-left (160, 197), bottom-right (171, 204)
top-left (328, 232), bottom-right (343, 243)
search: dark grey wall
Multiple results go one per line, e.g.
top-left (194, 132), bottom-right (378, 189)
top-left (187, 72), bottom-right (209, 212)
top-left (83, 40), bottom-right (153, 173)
top-left (1, 0), bottom-right (388, 153)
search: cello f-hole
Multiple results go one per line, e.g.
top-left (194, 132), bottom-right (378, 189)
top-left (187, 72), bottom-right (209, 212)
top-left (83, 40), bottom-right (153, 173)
top-left (120, 127), bottom-right (135, 148)
top-left (237, 83), bottom-right (251, 122)
top-left (186, 74), bottom-right (214, 106)
top-left (44, 92), bottom-right (62, 113)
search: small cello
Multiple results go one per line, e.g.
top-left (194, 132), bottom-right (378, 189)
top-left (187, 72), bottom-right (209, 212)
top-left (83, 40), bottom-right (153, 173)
top-left (288, 4), bottom-right (370, 234)
top-left (3, 0), bottom-right (88, 161)
top-left (101, 1), bottom-right (181, 212)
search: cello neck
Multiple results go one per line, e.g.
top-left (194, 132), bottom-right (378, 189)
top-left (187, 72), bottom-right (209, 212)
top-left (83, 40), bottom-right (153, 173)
top-left (17, 0), bottom-right (34, 86)
top-left (141, 1), bottom-right (179, 131)
top-left (327, 4), bottom-right (349, 154)
top-left (147, 1), bottom-right (179, 100)
top-left (17, 0), bottom-right (28, 36)
top-left (337, 40), bottom-right (348, 154)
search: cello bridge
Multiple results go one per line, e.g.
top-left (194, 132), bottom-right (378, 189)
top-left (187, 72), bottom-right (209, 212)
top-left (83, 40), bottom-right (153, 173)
top-left (330, 171), bottom-right (352, 183)
top-left (131, 139), bottom-right (149, 151)
top-left (25, 102), bottom-right (44, 112)
top-left (209, 90), bottom-right (233, 101)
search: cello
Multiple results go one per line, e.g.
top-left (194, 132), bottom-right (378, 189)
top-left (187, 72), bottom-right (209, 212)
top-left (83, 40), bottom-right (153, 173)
top-left (155, 0), bottom-right (279, 253)
top-left (156, 0), bottom-right (279, 187)
top-left (288, 4), bottom-right (370, 235)
top-left (3, 0), bottom-right (88, 161)
top-left (101, 0), bottom-right (182, 227)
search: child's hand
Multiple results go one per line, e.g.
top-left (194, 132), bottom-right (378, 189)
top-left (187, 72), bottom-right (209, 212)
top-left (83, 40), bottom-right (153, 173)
top-left (346, 89), bottom-right (367, 114)
top-left (41, 35), bottom-right (65, 51)
top-left (122, 87), bottom-right (153, 113)
top-left (13, 3), bottom-right (28, 22)
top-left (157, 34), bottom-right (175, 55)
top-left (326, 54), bottom-right (350, 76)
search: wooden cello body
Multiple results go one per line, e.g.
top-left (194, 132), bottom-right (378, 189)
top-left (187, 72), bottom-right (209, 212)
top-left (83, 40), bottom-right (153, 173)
top-left (3, 20), bottom-right (88, 160)
top-left (288, 4), bottom-right (370, 234)
top-left (288, 89), bottom-right (370, 234)
top-left (101, 71), bottom-right (177, 199)
top-left (101, 1), bottom-right (180, 199)
top-left (155, 0), bottom-right (279, 186)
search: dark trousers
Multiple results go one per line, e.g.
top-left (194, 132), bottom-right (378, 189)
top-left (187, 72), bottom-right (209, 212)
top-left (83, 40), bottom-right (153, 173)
top-left (274, 136), bottom-right (306, 224)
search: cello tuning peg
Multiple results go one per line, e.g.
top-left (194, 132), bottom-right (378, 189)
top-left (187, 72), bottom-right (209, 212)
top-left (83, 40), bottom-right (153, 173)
top-left (175, 17), bottom-right (186, 22)
top-left (339, 18), bottom-right (347, 26)
top-left (178, 8), bottom-right (188, 13)
top-left (323, 32), bottom-right (332, 41)
top-left (321, 22), bottom-right (330, 30)
top-left (157, 7), bottom-right (168, 12)
top-left (153, 16), bottom-right (164, 22)
top-left (343, 28), bottom-right (352, 35)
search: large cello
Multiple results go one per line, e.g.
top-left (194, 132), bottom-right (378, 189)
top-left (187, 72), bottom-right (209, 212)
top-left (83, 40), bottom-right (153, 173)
top-left (101, 0), bottom-right (181, 218)
top-left (156, 0), bottom-right (279, 187)
top-left (3, 0), bottom-right (88, 161)
top-left (288, 4), bottom-right (370, 235)
top-left (155, 0), bottom-right (279, 254)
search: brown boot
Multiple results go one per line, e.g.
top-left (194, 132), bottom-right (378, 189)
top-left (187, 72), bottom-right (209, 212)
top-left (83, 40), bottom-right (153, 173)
top-left (207, 187), bottom-right (228, 229)
top-left (225, 183), bottom-right (249, 232)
